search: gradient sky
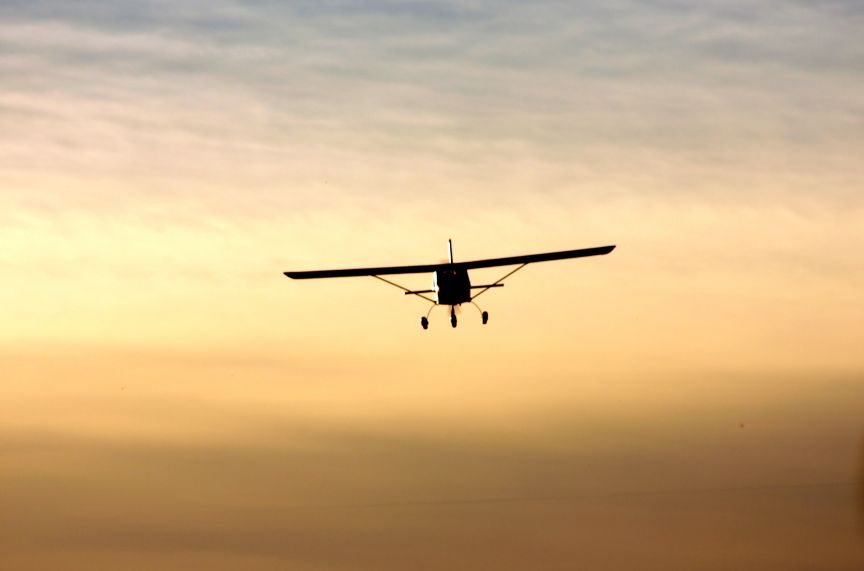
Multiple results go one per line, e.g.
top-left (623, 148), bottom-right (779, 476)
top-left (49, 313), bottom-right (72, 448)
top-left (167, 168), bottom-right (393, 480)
top-left (2, 1), bottom-right (863, 569)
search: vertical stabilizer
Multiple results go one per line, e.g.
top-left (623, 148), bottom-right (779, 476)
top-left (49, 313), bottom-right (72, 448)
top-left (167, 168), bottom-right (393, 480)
top-left (448, 239), bottom-right (453, 264)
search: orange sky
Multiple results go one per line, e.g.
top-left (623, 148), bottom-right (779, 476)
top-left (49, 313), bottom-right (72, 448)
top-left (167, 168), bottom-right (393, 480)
top-left (2, 1), bottom-right (863, 569)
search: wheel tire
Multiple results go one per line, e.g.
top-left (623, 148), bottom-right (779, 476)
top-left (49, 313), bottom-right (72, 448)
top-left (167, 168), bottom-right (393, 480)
top-left (421, 317), bottom-right (429, 330)
top-left (482, 311), bottom-right (489, 325)
top-left (450, 315), bottom-right (457, 328)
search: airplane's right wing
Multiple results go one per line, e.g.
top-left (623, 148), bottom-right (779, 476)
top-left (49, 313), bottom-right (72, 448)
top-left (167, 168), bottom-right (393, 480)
top-left (284, 262), bottom-right (441, 279)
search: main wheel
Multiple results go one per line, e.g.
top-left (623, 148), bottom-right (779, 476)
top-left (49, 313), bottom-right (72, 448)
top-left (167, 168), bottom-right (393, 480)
top-left (421, 316), bottom-right (429, 330)
top-left (482, 311), bottom-right (489, 325)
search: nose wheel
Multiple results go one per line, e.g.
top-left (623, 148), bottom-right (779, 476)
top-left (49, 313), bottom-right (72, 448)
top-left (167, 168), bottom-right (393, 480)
top-left (450, 307), bottom-right (457, 328)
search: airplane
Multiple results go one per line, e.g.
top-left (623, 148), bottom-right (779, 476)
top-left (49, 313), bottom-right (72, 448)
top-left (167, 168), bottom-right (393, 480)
top-left (283, 240), bottom-right (615, 329)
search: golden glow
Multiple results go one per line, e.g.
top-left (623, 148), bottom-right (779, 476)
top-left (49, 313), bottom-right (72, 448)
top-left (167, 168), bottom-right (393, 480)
top-left (2, 2), bottom-right (864, 568)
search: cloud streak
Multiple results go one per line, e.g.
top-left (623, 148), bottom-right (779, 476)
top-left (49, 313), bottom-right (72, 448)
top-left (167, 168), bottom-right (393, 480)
top-left (2, 0), bottom-right (862, 212)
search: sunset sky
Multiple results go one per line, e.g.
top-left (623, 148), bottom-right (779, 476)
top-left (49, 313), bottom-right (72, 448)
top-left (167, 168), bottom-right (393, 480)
top-left (2, 1), bottom-right (863, 569)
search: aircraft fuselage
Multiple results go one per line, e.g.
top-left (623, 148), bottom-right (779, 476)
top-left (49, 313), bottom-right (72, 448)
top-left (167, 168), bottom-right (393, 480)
top-left (434, 267), bottom-right (471, 305)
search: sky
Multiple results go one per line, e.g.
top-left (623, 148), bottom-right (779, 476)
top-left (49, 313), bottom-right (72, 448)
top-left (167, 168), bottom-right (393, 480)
top-left (2, 0), bottom-right (863, 569)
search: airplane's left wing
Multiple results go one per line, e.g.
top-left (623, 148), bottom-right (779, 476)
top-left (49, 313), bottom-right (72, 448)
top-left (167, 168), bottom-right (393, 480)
top-left (284, 262), bottom-right (441, 279)
top-left (455, 245), bottom-right (615, 270)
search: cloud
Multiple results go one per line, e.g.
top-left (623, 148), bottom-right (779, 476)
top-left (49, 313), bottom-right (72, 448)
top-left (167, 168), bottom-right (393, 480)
top-left (1, 0), bottom-right (862, 216)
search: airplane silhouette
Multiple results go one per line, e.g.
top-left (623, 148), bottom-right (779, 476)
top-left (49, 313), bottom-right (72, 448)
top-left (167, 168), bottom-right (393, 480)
top-left (284, 240), bottom-right (615, 329)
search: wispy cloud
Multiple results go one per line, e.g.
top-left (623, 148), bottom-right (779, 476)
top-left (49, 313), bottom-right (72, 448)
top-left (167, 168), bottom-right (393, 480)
top-left (2, 0), bottom-right (862, 214)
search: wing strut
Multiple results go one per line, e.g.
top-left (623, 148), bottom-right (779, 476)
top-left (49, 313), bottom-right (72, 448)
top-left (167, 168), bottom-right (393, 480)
top-left (371, 275), bottom-right (436, 303)
top-left (470, 263), bottom-right (528, 301)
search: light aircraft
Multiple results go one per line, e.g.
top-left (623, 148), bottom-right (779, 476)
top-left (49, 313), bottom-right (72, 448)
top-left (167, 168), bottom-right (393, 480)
top-left (284, 240), bottom-right (615, 329)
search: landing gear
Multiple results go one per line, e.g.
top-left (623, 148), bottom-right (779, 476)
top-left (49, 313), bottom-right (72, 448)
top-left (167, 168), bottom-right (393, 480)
top-left (469, 301), bottom-right (489, 325)
top-left (421, 305), bottom-right (485, 329)
top-left (420, 305), bottom-right (436, 331)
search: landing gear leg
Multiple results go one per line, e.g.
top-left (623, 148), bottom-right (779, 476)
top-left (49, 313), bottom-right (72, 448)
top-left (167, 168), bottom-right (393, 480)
top-left (470, 301), bottom-right (489, 326)
top-left (421, 304), bottom-right (436, 330)
top-left (450, 307), bottom-right (457, 328)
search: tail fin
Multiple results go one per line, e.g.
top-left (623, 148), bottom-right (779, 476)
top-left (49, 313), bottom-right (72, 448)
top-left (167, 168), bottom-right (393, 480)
top-left (448, 239), bottom-right (453, 264)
